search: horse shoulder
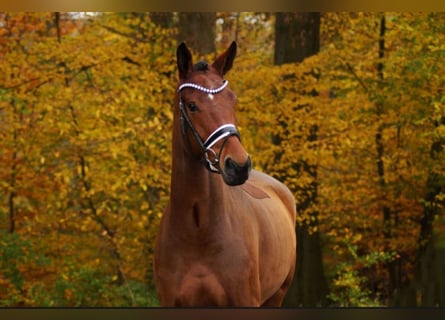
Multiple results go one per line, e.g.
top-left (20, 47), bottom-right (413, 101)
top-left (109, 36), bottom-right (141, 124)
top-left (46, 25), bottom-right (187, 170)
top-left (247, 170), bottom-right (296, 224)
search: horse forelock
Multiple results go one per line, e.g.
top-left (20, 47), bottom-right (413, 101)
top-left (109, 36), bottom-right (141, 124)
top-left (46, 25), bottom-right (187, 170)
top-left (194, 61), bottom-right (209, 72)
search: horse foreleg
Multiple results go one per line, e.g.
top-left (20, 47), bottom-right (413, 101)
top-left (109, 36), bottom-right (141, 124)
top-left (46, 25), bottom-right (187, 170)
top-left (261, 261), bottom-right (296, 307)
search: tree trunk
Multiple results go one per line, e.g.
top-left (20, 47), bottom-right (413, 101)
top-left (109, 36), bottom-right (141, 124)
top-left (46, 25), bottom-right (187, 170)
top-left (394, 115), bottom-right (445, 306)
top-left (8, 119), bottom-right (18, 234)
top-left (274, 12), bottom-right (320, 65)
top-left (418, 115), bottom-right (445, 258)
top-left (374, 14), bottom-right (402, 299)
top-left (54, 12), bottom-right (134, 303)
top-left (274, 12), bottom-right (329, 307)
top-left (177, 13), bottom-right (216, 56)
top-left (150, 12), bottom-right (174, 29)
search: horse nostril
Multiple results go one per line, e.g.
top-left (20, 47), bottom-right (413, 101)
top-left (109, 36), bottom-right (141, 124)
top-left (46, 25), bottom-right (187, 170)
top-left (225, 157), bottom-right (235, 173)
top-left (224, 157), bottom-right (251, 178)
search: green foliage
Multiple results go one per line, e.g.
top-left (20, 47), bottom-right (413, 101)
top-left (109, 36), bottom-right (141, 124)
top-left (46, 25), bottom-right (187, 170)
top-left (327, 239), bottom-right (396, 307)
top-left (52, 263), bottom-right (158, 307)
top-left (0, 230), bottom-right (50, 306)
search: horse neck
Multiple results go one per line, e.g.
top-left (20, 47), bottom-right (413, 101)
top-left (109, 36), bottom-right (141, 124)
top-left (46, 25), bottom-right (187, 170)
top-left (170, 149), bottom-right (222, 202)
top-left (169, 114), bottom-right (228, 228)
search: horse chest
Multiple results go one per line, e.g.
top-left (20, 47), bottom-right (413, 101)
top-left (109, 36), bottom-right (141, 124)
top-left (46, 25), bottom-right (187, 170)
top-left (161, 209), bottom-right (254, 269)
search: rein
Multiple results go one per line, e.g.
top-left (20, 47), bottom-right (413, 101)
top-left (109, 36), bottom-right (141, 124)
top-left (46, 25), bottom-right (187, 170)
top-left (178, 80), bottom-right (240, 173)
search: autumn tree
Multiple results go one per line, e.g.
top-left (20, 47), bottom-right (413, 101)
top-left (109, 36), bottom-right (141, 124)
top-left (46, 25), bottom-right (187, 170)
top-left (0, 12), bottom-right (175, 306)
top-left (313, 12), bottom-right (445, 305)
top-left (1, 12), bottom-right (445, 307)
top-left (232, 12), bottom-right (445, 306)
top-left (385, 12), bottom-right (445, 306)
top-left (271, 12), bottom-right (328, 307)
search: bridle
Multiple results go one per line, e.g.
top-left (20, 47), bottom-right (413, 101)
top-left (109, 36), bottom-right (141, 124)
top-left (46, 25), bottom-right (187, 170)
top-left (178, 80), bottom-right (241, 173)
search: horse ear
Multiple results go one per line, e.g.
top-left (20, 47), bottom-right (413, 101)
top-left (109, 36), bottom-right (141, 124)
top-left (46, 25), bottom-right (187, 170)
top-left (177, 42), bottom-right (193, 79)
top-left (212, 41), bottom-right (237, 76)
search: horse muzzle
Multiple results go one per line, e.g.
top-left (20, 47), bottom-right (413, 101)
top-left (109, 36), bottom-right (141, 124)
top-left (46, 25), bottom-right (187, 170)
top-left (221, 156), bottom-right (252, 186)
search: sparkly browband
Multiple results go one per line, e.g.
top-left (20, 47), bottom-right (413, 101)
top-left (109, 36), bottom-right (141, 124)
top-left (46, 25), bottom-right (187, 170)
top-left (178, 80), bottom-right (228, 94)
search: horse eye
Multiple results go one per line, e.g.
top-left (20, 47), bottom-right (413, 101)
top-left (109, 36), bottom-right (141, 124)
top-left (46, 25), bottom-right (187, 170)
top-left (188, 103), bottom-right (199, 113)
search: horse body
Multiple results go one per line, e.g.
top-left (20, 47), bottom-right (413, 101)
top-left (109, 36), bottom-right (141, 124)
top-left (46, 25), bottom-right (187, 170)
top-left (154, 42), bottom-right (296, 307)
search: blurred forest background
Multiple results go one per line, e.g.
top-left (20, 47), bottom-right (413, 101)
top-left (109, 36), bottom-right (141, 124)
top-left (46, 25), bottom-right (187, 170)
top-left (1, 12), bottom-right (445, 307)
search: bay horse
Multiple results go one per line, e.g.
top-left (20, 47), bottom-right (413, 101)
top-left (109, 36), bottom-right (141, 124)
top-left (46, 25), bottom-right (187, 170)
top-left (154, 41), bottom-right (296, 307)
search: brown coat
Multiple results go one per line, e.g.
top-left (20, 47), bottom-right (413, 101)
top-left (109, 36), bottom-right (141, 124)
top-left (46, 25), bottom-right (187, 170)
top-left (154, 42), bottom-right (296, 307)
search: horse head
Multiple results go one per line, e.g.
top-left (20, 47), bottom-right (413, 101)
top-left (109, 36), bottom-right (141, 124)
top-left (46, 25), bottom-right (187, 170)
top-left (176, 41), bottom-right (251, 186)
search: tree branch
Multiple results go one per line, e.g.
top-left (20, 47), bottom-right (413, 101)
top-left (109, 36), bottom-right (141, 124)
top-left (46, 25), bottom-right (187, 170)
top-left (344, 62), bottom-right (370, 93)
top-left (99, 24), bottom-right (152, 44)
